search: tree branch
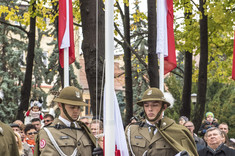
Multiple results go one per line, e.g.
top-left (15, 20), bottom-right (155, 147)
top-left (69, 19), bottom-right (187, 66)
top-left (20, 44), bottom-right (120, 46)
top-left (191, 0), bottom-right (199, 11)
top-left (116, 1), bottom-right (124, 23)
top-left (114, 23), bottom-right (147, 68)
top-left (0, 20), bottom-right (28, 35)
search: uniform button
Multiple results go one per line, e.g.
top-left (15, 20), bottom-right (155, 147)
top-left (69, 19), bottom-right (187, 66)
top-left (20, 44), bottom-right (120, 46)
top-left (77, 141), bottom-right (81, 146)
top-left (78, 153), bottom-right (81, 156)
top-left (136, 143), bottom-right (139, 145)
top-left (149, 145), bottom-right (152, 149)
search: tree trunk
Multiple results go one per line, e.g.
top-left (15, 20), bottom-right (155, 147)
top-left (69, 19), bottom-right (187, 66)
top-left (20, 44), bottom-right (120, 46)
top-left (17, 0), bottom-right (36, 121)
top-left (192, 0), bottom-right (208, 133)
top-left (180, 1), bottom-right (193, 119)
top-left (180, 51), bottom-right (192, 118)
top-left (147, 0), bottom-right (159, 88)
top-left (123, 1), bottom-right (133, 126)
top-left (80, 0), bottom-right (105, 117)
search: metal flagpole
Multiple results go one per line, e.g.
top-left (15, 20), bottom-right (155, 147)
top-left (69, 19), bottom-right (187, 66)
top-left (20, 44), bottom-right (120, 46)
top-left (64, 0), bottom-right (70, 87)
top-left (64, 47), bottom-right (69, 87)
top-left (105, 0), bottom-right (115, 155)
top-left (159, 53), bottom-right (164, 92)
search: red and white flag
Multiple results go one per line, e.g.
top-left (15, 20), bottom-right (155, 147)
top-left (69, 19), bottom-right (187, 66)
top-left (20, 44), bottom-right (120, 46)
top-left (58, 0), bottom-right (75, 68)
top-left (103, 90), bottom-right (129, 156)
top-left (157, 0), bottom-right (177, 74)
top-left (232, 30), bottom-right (235, 80)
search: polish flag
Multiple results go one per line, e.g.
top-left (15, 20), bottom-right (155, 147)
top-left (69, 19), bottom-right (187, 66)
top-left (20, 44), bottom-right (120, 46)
top-left (58, 0), bottom-right (75, 68)
top-left (103, 90), bottom-right (129, 156)
top-left (157, 0), bottom-right (177, 74)
top-left (232, 30), bottom-right (235, 80)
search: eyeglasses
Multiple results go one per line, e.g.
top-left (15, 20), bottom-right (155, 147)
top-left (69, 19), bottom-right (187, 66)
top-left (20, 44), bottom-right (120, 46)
top-left (44, 120), bottom-right (52, 123)
top-left (27, 132), bottom-right (38, 135)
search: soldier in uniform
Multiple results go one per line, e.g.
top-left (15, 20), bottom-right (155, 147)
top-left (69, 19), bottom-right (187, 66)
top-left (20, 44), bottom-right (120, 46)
top-left (34, 86), bottom-right (102, 156)
top-left (125, 88), bottom-right (198, 156)
top-left (0, 89), bottom-right (20, 156)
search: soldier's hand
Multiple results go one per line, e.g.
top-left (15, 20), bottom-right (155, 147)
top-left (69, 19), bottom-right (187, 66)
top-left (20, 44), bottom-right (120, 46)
top-left (92, 147), bottom-right (103, 156)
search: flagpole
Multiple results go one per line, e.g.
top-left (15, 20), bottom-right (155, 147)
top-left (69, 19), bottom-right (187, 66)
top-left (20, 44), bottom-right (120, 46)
top-left (64, 47), bottom-right (69, 87)
top-left (105, 0), bottom-right (115, 155)
top-left (159, 53), bottom-right (164, 92)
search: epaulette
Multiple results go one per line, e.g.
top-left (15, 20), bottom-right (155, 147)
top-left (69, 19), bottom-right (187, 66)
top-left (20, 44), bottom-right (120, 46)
top-left (128, 121), bottom-right (145, 127)
top-left (45, 123), bottom-right (82, 130)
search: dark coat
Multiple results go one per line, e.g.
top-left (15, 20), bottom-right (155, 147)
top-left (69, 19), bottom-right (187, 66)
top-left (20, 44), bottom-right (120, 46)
top-left (198, 144), bottom-right (235, 156)
top-left (198, 119), bottom-right (219, 136)
top-left (193, 134), bottom-right (206, 151)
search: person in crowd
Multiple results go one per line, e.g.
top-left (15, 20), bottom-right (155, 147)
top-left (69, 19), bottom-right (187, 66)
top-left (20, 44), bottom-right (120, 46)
top-left (24, 124), bottom-right (37, 154)
top-left (90, 119), bottom-right (103, 136)
top-left (43, 114), bottom-right (54, 126)
top-left (14, 132), bottom-right (24, 156)
top-left (24, 99), bottom-right (43, 124)
top-left (79, 116), bottom-right (91, 128)
top-left (179, 116), bottom-right (189, 125)
top-left (13, 120), bottom-right (24, 127)
top-left (0, 120), bottom-right (20, 156)
top-left (31, 118), bottom-right (42, 131)
top-left (125, 88), bottom-right (198, 156)
top-left (34, 86), bottom-right (102, 156)
top-left (198, 112), bottom-right (219, 136)
top-left (218, 122), bottom-right (235, 143)
top-left (219, 123), bottom-right (229, 134)
top-left (10, 123), bottom-right (21, 133)
top-left (19, 124), bottom-right (26, 142)
top-left (90, 119), bottom-right (104, 149)
top-left (198, 127), bottom-right (235, 156)
top-left (17, 124), bottom-right (33, 156)
top-left (184, 121), bottom-right (206, 151)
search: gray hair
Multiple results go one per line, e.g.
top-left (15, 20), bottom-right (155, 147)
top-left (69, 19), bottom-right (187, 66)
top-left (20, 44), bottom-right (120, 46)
top-left (205, 127), bottom-right (222, 138)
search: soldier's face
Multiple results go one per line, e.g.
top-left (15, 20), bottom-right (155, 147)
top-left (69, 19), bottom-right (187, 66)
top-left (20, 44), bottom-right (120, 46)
top-left (143, 101), bottom-right (166, 122)
top-left (60, 104), bottom-right (81, 121)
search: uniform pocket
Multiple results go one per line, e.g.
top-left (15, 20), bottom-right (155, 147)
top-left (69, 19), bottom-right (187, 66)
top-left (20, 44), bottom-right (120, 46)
top-left (131, 136), bottom-right (146, 147)
top-left (148, 138), bottom-right (176, 156)
top-left (81, 137), bottom-right (93, 147)
top-left (57, 137), bottom-right (75, 147)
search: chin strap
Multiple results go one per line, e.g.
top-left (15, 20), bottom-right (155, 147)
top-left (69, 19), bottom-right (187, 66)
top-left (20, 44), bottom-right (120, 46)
top-left (144, 104), bottom-right (165, 123)
top-left (61, 103), bottom-right (77, 122)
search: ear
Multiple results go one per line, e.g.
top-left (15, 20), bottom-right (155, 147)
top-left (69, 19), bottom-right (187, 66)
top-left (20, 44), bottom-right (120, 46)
top-left (163, 104), bottom-right (168, 111)
top-left (58, 103), bottom-right (62, 108)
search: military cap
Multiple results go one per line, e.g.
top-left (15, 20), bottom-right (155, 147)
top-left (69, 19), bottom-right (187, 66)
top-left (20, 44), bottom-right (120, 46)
top-left (137, 88), bottom-right (170, 107)
top-left (9, 123), bottom-right (20, 128)
top-left (53, 86), bottom-right (87, 106)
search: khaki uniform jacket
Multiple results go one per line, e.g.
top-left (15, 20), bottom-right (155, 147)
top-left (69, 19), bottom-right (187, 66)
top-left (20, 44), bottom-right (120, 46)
top-left (0, 121), bottom-right (20, 156)
top-left (34, 118), bottom-right (94, 156)
top-left (125, 117), bottom-right (198, 156)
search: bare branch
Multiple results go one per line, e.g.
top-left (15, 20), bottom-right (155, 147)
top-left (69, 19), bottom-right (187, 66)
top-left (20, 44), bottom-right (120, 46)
top-left (191, 0), bottom-right (199, 11)
top-left (116, 1), bottom-right (124, 22)
top-left (114, 23), bottom-right (147, 68)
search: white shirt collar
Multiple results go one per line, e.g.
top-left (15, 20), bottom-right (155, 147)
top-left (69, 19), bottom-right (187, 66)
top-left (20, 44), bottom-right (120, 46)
top-left (58, 116), bottom-right (77, 127)
top-left (146, 119), bottom-right (158, 134)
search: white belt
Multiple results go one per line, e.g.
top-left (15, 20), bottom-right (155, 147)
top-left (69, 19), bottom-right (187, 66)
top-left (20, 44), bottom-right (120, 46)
top-left (44, 127), bottom-right (78, 156)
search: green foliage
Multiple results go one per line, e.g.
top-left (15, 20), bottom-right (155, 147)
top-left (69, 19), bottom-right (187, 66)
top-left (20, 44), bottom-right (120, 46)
top-left (116, 91), bottom-right (125, 121)
top-left (164, 75), bottom-right (183, 122)
top-left (206, 81), bottom-right (235, 138)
